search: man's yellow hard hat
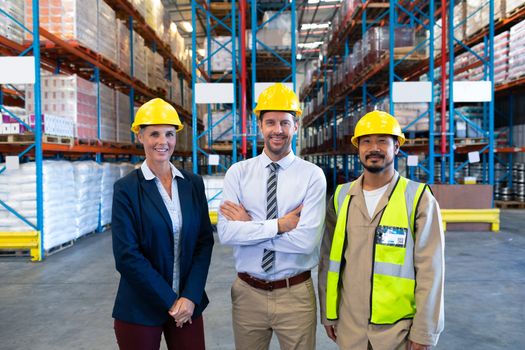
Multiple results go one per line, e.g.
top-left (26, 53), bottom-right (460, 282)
top-left (253, 83), bottom-right (302, 117)
top-left (131, 98), bottom-right (183, 134)
top-left (351, 110), bottom-right (405, 147)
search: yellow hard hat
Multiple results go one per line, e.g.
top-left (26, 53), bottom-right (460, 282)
top-left (131, 98), bottom-right (183, 134)
top-left (351, 110), bottom-right (405, 147)
top-left (253, 83), bottom-right (302, 117)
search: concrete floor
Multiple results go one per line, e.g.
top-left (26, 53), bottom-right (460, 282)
top-left (0, 210), bottom-right (524, 350)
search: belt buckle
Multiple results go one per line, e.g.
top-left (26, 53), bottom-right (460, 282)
top-left (267, 281), bottom-right (274, 291)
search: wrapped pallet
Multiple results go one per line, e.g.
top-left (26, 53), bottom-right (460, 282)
top-left (211, 36), bottom-right (233, 72)
top-left (26, 74), bottom-right (98, 139)
top-left (100, 163), bottom-right (121, 226)
top-left (509, 18), bottom-right (525, 80)
top-left (0, 0), bottom-right (24, 44)
top-left (116, 91), bottom-right (132, 143)
top-left (73, 161), bottom-right (102, 238)
top-left (0, 161), bottom-right (77, 251)
top-left (98, 0), bottom-right (117, 64)
top-left (117, 19), bottom-right (131, 76)
top-left (25, 0), bottom-right (98, 52)
top-left (100, 83), bottom-right (117, 142)
top-left (133, 31), bottom-right (148, 84)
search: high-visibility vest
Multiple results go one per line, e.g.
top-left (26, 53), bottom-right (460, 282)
top-left (326, 176), bottom-right (428, 324)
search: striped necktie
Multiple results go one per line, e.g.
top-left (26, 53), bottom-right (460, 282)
top-left (262, 162), bottom-right (278, 272)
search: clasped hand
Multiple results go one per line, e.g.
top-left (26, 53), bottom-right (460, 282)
top-left (168, 297), bottom-right (195, 328)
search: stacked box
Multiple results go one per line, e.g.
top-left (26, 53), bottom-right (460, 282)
top-left (131, 0), bottom-right (146, 19)
top-left (494, 31), bottom-right (510, 83)
top-left (169, 71), bottom-right (183, 106)
top-left (100, 84), bottom-right (116, 142)
top-left (98, 0), bottom-right (117, 64)
top-left (454, 2), bottom-right (467, 43)
top-left (100, 162), bottom-right (121, 226)
top-left (28, 114), bottom-right (75, 137)
top-left (509, 18), bottom-right (525, 80)
top-left (25, 0), bottom-right (98, 51)
top-left (506, 0), bottom-right (525, 16)
top-left (145, 0), bottom-right (164, 38)
top-left (25, 75), bottom-right (98, 139)
top-left (0, 0), bottom-right (24, 44)
top-left (202, 110), bottom-right (233, 144)
top-left (73, 161), bottom-right (102, 238)
top-left (211, 36), bottom-right (233, 72)
top-left (183, 81), bottom-right (192, 111)
top-left (117, 19), bottom-right (131, 76)
top-left (169, 23), bottom-right (186, 63)
top-left (133, 31), bottom-right (148, 83)
top-left (146, 48), bottom-right (165, 91)
top-left (116, 91), bottom-right (132, 143)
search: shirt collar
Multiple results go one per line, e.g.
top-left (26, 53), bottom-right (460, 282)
top-left (141, 161), bottom-right (184, 181)
top-left (260, 149), bottom-right (296, 170)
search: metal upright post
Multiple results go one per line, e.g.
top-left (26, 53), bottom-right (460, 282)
top-left (129, 16), bottom-right (135, 144)
top-left (191, 0), bottom-right (198, 173)
top-left (488, 0), bottom-right (495, 186)
top-left (448, 0), bottom-right (455, 184)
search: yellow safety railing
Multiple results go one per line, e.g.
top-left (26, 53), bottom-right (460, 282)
top-left (0, 231), bottom-right (42, 261)
top-left (440, 209), bottom-right (500, 232)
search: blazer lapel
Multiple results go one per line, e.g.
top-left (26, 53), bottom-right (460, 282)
top-left (139, 172), bottom-right (173, 231)
top-left (176, 175), bottom-right (193, 245)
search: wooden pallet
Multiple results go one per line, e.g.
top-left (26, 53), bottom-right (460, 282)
top-left (0, 249), bottom-right (29, 257)
top-left (43, 135), bottom-right (74, 146)
top-left (45, 239), bottom-right (74, 256)
top-left (494, 200), bottom-right (525, 209)
top-left (0, 134), bottom-right (34, 144)
top-left (393, 47), bottom-right (427, 61)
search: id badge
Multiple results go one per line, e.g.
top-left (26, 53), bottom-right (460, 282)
top-left (375, 226), bottom-right (408, 247)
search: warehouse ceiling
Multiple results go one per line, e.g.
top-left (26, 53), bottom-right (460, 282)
top-left (162, 0), bottom-right (340, 63)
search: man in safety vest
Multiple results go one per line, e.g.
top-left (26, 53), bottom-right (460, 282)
top-left (318, 111), bottom-right (445, 350)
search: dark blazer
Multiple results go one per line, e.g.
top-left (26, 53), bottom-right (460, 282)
top-left (111, 167), bottom-right (214, 326)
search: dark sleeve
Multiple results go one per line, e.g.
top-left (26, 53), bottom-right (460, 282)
top-left (112, 179), bottom-right (177, 311)
top-left (180, 174), bottom-right (215, 305)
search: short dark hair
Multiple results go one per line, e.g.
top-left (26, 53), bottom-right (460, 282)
top-left (259, 110), bottom-right (297, 122)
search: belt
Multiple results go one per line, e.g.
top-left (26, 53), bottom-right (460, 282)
top-left (237, 271), bottom-right (311, 291)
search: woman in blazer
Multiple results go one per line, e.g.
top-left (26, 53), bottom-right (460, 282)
top-left (111, 98), bottom-right (214, 350)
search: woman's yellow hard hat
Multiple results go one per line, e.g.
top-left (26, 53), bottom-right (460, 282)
top-left (131, 98), bottom-right (183, 133)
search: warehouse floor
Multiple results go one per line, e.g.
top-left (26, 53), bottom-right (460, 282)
top-left (0, 210), bottom-right (524, 350)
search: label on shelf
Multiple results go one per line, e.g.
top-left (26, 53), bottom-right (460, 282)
top-left (392, 82), bottom-right (432, 103)
top-left (0, 57), bottom-right (35, 84)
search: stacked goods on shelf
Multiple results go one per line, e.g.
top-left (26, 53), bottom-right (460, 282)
top-left (466, 0), bottom-right (505, 38)
top-left (202, 109), bottom-right (233, 145)
top-left (0, 107), bottom-right (28, 134)
top-left (329, 0), bottom-right (359, 43)
top-left (116, 91), bottom-right (132, 143)
top-left (454, 1), bottom-right (467, 43)
top-left (26, 74), bottom-right (98, 139)
top-left (117, 19), bottom-right (131, 75)
top-left (455, 106), bottom-right (484, 138)
top-left (0, 161), bottom-right (77, 250)
top-left (133, 31), bottom-right (148, 84)
top-left (494, 31), bottom-right (510, 83)
top-left (145, 0), bottom-right (165, 39)
top-left (182, 80), bottom-right (192, 111)
top-left (98, 0), bottom-right (117, 64)
top-left (25, 0), bottom-right (98, 51)
top-left (169, 23), bottom-right (187, 68)
top-left (202, 175), bottom-right (224, 214)
top-left (506, 0), bottom-right (525, 16)
top-left (509, 18), bottom-right (525, 80)
top-left (131, 0), bottom-right (147, 19)
top-left (28, 114), bottom-right (75, 137)
top-left (119, 163), bottom-right (136, 178)
top-left (258, 11), bottom-right (293, 50)
top-left (211, 36), bottom-right (233, 72)
top-left (100, 163), bottom-right (121, 226)
top-left (176, 124), bottom-right (192, 153)
top-left (513, 124), bottom-right (525, 163)
top-left (73, 161), bottom-right (102, 238)
top-left (146, 48), bottom-right (166, 91)
top-left (168, 70), bottom-right (182, 105)
top-left (100, 83), bottom-right (117, 142)
top-left (0, 0), bottom-right (24, 44)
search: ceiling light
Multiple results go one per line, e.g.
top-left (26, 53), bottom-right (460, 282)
top-left (301, 23), bottom-right (330, 31)
top-left (298, 41), bottom-right (323, 49)
top-left (180, 21), bottom-right (193, 33)
top-left (170, 22), bottom-right (178, 33)
top-left (296, 53), bottom-right (303, 60)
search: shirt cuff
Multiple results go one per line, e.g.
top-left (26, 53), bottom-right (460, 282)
top-left (408, 329), bottom-right (441, 347)
top-left (264, 218), bottom-right (279, 238)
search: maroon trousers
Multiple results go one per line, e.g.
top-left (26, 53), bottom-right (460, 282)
top-left (114, 316), bottom-right (205, 350)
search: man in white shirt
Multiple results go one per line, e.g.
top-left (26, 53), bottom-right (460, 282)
top-left (217, 83), bottom-right (327, 350)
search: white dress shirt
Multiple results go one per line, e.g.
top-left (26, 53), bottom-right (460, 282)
top-left (217, 150), bottom-right (327, 281)
top-left (141, 161), bottom-right (184, 294)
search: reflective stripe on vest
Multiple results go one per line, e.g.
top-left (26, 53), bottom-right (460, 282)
top-left (326, 176), bottom-right (427, 324)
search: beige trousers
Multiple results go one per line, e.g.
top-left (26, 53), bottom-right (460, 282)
top-left (231, 276), bottom-right (317, 350)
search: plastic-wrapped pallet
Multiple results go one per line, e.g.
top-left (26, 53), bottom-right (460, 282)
top-left (145, 0), bottom-right (164, 38)
top-left (0, 161), bottom-right (77, 250)
top-left (131, 0), bottom-right (146, 19)
top-left (98, 0), bottom-right (117, 64)
top-left (133, 32), bottom-right (148, 84)
top-left (116, 91), bottom-right (132, 143)
top-left (73, 161), bottom-right (102, 238)
top-left (100, 84), bottom-right (117, 142)
top-left (25, 0), bottom-right (98, 52)
top-left (117, 19), bottom-right (131, 76)
top-left (119, 162), bottom-right (136, 178)
top-left (203, 110), bottom-right (233, 144)
top-left (202, 175), bottom-right (224, 214)
top-left (25, 74), bottom-right (98, 139)
top-left (28, 114), bottom-right (75, 137)
top-left (211, 36), bottom-right (233, 72)
top-left (169, 23), bottom-right (186, 62)
top-left (506, 0), bottom-right (525, 17)
top-left (100, 163), bottom-right (121, 226)
top-left (509, 19), bottom-right (525, 80)
top-left (146, 48), bottom-right (165, 91)
top-left (0, 0), bottom-right (24, 44)
top-left (494, 31), bottom-right (510, 84)
top-left (454, 2), bottom-right (467, 43)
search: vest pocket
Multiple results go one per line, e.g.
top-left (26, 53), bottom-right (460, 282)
top-left (375, 244), bottom-right (405, 265)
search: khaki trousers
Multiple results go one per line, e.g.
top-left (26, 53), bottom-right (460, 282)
top-left (231, 276), bottom-right (317, 350)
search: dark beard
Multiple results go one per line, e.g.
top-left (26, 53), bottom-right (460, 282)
top-left (361, 157), bottom-right (394, 174)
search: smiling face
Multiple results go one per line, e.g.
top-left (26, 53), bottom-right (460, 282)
top-left (358, 134), bottom-right (399, 174)
top-left (258, 111), bottom-right (298, 161)
top-left (137, 124), bottom-right (177, 164)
